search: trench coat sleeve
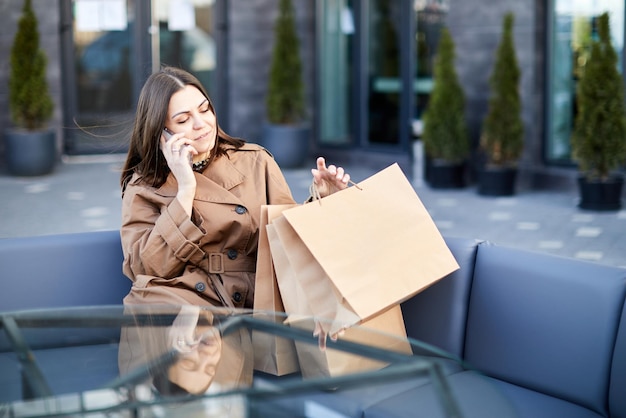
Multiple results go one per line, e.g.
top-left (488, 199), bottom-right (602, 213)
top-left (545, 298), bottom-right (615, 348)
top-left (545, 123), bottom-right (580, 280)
top-left (263, 150), bottom-right (297, 205)
top-left (121, 183), bottom-right (206, 282)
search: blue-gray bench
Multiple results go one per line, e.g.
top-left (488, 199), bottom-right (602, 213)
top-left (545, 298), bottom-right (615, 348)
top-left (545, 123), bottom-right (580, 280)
top-left (0, 230), bottom-right (625, 417)
top-left (400, 239), bottom-right (626, 418)
top-left (0, 230), bottom-right (129, 401)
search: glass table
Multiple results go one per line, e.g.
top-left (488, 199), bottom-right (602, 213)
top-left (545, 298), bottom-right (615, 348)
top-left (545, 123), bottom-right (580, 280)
top-left (0, 305), bottom-right (516, 417)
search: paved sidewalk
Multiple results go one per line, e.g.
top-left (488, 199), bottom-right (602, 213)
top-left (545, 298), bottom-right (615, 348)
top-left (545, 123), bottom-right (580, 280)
top-left (1, 153), bottom-right (625, 268)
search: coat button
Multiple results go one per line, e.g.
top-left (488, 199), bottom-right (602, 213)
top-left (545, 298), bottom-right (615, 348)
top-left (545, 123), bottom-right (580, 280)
top-left (235, 205), bottom-right (247, 215)
top-left (195, 282), bottom-right (206, 292)
top-left (232, 292), bottom-right (243, 303)
top-left (227, 249), bottom-right (238, 260)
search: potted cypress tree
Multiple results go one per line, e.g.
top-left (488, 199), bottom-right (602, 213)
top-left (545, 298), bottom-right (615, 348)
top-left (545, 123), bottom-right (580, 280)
top-left (5, 0), bottom-right (56, 176)
top-left (478, 12), bottom-right (524, 196)
top-left (571, 12), bottom-right (626, 211)
top-left (422, 27), bottom-right (469, 189)
top-left (260, 0), bottom-right (309, 168)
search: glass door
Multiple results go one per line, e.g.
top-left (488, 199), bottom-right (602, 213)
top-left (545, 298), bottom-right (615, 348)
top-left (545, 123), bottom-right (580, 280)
top-left (65, 0), bottom-right (142, 154)
top-left (62, 0), bottom-right (221, 155)
top-left (547, 0), bottom-right (625, 164)
top-left (318, 0), bottom-right (420, 155)
top-left (367, 0), bottom-right (402, 145)
top-left (152, 0), bottom-right (218, 100)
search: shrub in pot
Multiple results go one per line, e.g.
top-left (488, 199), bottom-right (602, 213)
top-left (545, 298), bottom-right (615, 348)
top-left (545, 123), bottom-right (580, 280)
top-left (5, 0), bottom-right (56, 176)
top-left (261, 0), bottom-right (309, 168)
top-left (421, 27), bottom-right (469, 189)
top-left (571, 12), bottom-right (626, 211)
top-left (478, 12), bottom-right (524, 196)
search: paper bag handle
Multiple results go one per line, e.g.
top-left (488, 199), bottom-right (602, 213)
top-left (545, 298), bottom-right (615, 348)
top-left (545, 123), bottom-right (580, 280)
top-left (306, 179), bottom-right (362, 205)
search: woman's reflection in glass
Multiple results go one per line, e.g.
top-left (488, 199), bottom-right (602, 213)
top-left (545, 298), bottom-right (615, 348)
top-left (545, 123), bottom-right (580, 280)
top-left (118, 304), bottom-right (239, 396)
top-left (159, 305), bottom-right (223, 395)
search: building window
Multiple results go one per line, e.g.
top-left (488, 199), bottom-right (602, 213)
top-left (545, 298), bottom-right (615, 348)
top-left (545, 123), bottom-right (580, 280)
top-left (318, 0), bottom-right (354, 146)
top-left (413, 0), bottom-right (448, 137)
top-left (547, 1), bottom-right (625, 164)
top-left (367, 0), bottom-right (401, 145)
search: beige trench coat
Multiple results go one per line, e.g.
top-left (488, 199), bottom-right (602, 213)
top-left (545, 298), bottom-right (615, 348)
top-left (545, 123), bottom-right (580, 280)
top-left (120, 143), bottom-right (295, 310)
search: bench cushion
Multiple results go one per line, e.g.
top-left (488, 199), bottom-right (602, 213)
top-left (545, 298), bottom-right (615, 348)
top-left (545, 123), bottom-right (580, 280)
top-left (0, 343), bottom-right (119, 403)
top-left (362, 371), bottom-right (517, 418)
top-left (610, 300), bottom-right (626, 418)
top-left (36, 343), bottom-right (120, 397)
top-left (489, 377), bottom-right (605, 418)
top-left (251, 356), bottom-right (463, 417)
top-left (0, 351), bottom-right (20, 402)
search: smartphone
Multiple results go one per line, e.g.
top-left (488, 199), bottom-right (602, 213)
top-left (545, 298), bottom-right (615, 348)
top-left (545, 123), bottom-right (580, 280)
top-left (163, 128), bottom-right (174, 140)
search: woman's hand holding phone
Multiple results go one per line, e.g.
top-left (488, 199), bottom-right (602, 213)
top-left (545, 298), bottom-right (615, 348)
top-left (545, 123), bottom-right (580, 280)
top-left (161, 128), bottom-right (197, 166)
top-left (162, 128), bottom-right (193, 166)
top-left (160, 128), bottom-right (197, 216)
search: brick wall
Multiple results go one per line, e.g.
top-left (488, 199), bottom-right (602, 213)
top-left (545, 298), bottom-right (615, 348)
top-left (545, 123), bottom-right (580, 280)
top-left (227, 0), bottom-right (315, 143)
top-left (448, 0), bottom-right (545, 170)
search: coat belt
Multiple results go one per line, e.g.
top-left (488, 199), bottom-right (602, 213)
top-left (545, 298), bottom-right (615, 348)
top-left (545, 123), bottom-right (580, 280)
top-left (203, 252), bottom-right (256, 274)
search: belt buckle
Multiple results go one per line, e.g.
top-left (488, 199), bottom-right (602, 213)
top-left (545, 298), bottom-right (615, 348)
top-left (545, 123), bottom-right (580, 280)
top-left (208, 253), bottom-right (225, 274)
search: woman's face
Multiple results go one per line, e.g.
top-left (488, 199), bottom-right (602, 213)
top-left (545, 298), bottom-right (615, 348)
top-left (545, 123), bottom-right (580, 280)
top-left (164, 85), bottom-right (217, 162)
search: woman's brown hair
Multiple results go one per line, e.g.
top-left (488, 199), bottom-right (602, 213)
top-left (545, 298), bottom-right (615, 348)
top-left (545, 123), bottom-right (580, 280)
top-left (120, 67), bottom-right (244, 193)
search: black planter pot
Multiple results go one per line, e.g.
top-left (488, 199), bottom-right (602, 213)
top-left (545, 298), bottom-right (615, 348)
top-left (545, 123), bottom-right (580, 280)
top-left (477, 166), bottom-right (517, 196)
top-left (4, 129), bottom-right (56, 176)
top-left (577, 176), bottom-right (623, 211)
top-left (425, 159), bottom-right (466, 189)
top-left (260, 123), bottom-right (310, 168)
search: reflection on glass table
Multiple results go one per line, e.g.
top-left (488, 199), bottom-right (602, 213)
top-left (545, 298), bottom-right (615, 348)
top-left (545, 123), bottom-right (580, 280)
top-left (0, 305), bottom-right (516, 417)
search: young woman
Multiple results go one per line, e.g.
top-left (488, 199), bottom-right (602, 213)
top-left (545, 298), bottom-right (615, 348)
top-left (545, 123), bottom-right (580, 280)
top-left (119, 66), bottom-right (351, 310)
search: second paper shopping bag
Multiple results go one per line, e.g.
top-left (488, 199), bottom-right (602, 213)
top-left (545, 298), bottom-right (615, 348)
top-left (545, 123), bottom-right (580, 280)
top-left (251, 204), bottom-right (300, 376)
top-left (266, 222), bottom-right (412, 377)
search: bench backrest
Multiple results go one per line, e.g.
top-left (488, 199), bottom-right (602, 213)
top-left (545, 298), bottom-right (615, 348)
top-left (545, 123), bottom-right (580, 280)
top-left (401, 236), bottom-right (483, 358)
top-left (0, 230), bottom-right (130, 312)
top-left (465, 244), bottom-right (626, 416)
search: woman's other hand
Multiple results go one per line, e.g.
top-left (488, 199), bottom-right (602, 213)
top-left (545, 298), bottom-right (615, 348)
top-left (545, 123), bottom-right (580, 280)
top-left (311, 157), bottom-right (351, 198)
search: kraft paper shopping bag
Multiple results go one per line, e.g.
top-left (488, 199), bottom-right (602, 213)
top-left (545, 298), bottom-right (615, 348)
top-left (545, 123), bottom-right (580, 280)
top-left (267, 221), bottom-right (412, 377)
top-left (290, 306), bottom-right (413, 378)
top-left (271, 163), bottom-right (459, 333)
top-left (251, 204), bottom-right (299, 376)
